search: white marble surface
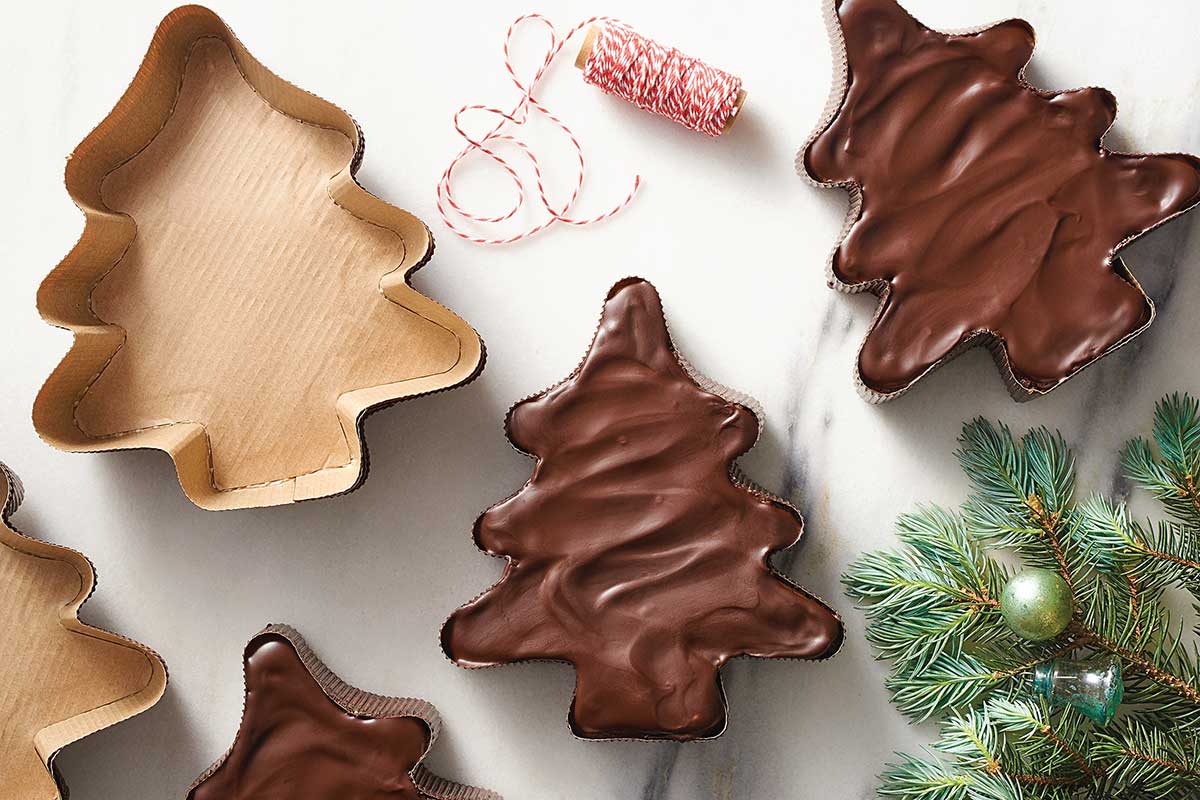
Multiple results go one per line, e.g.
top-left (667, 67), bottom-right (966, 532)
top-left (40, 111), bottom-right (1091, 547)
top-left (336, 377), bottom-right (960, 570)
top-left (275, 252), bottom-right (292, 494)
top-left (3, 1), bottom-right (1200, 797)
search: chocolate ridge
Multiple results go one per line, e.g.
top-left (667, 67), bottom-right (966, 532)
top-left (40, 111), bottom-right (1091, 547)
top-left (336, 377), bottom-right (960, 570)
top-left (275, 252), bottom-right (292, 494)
top-left (440, 277), bottom-right (844, 742)
top-left (798, 0), bottom-right (1200, 402)
top-left (189, 624), bottom-right (500, 800)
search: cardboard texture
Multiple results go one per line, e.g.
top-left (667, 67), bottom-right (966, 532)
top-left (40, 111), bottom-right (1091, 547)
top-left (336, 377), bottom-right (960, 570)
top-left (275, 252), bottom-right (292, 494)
top-left (34, 5), bottom-right (483, 509)
top-left (189, 624), bottom-right (500, 800)
top-left (0, 461), bottom-right (167, 799)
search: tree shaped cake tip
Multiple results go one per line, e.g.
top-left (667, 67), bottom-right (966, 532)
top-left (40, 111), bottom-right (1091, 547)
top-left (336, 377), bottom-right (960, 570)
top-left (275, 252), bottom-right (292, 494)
top-left (802, 0), bottom-right (1200, 401)
top-left (189, 624), bottom-right (501, 800)
top-left (442, 277), bottom-right (844, 741)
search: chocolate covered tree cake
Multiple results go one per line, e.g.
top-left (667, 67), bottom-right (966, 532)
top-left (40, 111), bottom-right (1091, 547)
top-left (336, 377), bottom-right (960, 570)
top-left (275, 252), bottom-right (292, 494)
top-left (802, 0), bottom-right (1200, 400)
top-left (442, 278), bottom-right (843, 741)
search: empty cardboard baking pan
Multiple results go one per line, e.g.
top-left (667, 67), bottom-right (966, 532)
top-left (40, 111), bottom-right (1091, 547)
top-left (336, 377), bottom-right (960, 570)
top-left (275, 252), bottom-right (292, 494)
top-left (0, 461), bottom-right (167, 799)
top-left (35, 5), bottom-right (483, 510)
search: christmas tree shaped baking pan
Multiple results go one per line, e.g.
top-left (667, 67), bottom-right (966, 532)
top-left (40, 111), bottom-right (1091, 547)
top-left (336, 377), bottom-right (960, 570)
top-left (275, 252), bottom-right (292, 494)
top-left (34, 5), bottom-right (483, 510)
top-left (0, 461), bottom-right (167, 799)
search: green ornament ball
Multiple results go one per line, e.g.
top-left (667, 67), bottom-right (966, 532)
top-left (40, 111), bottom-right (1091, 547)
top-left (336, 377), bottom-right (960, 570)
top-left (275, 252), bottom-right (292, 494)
top-left (1000, 568), bottom-right (1073, 641)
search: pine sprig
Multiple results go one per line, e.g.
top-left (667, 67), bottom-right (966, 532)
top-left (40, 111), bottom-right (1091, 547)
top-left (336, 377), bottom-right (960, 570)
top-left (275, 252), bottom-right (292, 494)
top-left (990, 698), bottom-right (1096, 784)
top-left (1092, 719), bottom-right (1200, 798)
top-left (959, 420), bottom-right (1088, 583)
top-left (843, 506), bottom-right (1010, 676)
top-left (1122, 393), bottom-right (1200, 527)
top-left (879, 751), bottom-right (1023, 800)
top-left (845, 395), bottom-right (1200, 799)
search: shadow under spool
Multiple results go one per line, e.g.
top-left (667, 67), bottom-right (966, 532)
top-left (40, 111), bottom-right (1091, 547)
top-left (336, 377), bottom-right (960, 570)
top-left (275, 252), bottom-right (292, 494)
top-left (574, 25), bottom-right (748, 132)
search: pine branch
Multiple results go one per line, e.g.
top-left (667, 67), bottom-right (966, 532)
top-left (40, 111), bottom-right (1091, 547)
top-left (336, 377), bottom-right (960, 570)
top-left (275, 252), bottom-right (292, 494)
top-left (1023, 493), bottom-right (1080, 610)
top-left (883, 652), bottom-right (1003, 723)
top-left (989, 698), bottom-right (1099, 782)
top-left (1131, 521), bottom-right (1200, 594)
top-left (1074, 498), bottom-right (1190, 595)
top-left (1092, 719), bottom-right (1200, 798)
top-left (852, 395), bottom-right (1200, 799)
top-left (1118, 624), bottom-right (1200, 731)
top-left (1123, 393), bottom-right (1200, 526)
top-left (845, 506), bottom-right (1012, 672)
top-left (880, 702), bottom-right (1091, 799)
top-left (959, 420), bottom-right (1088, 582)
top-left (879, 751), bottom-right (1024, 800)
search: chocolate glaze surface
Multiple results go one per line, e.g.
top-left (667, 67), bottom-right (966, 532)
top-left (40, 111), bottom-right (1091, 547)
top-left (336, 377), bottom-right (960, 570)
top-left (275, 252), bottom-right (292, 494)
top-left (188, 632), bottom-right (429, 800)
top-left (442, 278), bottom-right (843, 741)
top-left (804, 0), bottom-right (1200, 396)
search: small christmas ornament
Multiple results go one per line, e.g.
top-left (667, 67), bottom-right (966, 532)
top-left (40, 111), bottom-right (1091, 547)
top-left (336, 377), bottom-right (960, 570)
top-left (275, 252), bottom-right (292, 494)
top-left (1033, 654), bottom-right (1123, 726)
top-left (1000, 568), bottom-right (1073, 641)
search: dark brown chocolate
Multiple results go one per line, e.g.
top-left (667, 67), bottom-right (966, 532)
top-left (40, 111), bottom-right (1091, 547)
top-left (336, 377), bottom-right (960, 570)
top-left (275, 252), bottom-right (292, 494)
top-left (803, 0), bottom-right (1200, 398)
top-left (442, 278), bottom-right (843, 741)
top-left (189, 625), bottom-right (499, 800)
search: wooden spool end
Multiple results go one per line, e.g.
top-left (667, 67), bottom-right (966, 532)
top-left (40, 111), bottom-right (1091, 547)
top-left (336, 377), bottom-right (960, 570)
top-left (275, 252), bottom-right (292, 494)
top-left (575, 26), bottom-right (599, 70)
top-left (574, 25), bottom-right (747, 133)
top-left (725, 89), bottom-right (748, 131)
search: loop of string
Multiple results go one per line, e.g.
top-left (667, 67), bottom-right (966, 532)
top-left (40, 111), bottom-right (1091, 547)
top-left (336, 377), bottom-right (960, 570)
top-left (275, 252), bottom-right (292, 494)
top-left (436, 15), bottom-right (639, 246)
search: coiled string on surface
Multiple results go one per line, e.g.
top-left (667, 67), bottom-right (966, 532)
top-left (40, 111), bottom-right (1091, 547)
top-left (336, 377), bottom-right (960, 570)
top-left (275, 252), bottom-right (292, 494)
top-left (437, 17), bottom-right (743, 245)
top-left (436, 15), bottom-right (744, 245)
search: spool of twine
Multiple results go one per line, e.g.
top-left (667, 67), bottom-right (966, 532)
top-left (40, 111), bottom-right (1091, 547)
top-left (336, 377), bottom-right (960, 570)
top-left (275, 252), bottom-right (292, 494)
top-left (575, 24), bottom-right (746, 134)
top-left (437, 16), bottom-right (746, 245)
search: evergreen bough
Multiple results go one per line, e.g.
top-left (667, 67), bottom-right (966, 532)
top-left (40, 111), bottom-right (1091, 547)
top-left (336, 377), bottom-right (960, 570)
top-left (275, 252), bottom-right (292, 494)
top-left (843, 393), bottom-right (1200, 799)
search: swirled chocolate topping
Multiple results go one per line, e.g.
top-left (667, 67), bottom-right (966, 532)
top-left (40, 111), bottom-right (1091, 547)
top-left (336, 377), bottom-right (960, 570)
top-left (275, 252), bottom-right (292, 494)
top-left (442, 278), bottom-right (843, 741)
top-left (804, 0), bottom-right (1200, 397)
top-left (189, 628), bottom-right (434, 800)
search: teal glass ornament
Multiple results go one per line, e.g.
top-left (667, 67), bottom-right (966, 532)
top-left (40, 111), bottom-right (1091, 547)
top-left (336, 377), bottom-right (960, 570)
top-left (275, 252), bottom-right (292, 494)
top-left (999, 568), bottom-right (1073, 641)
top-left (1033, 654), bottom-right (1123, 726)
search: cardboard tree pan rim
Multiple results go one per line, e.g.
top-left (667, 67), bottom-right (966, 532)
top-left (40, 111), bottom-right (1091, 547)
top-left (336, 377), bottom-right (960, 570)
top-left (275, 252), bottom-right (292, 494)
top-left (0, 462), bottom-right (168, 799)
top-left (34, 4), bottom-right (484, 510)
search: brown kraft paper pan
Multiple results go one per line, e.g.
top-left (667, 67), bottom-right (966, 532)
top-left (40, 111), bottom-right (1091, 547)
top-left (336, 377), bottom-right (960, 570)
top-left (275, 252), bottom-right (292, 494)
top-left (34, 4), bottom-right (484, 509)
top-left (0, 461), bottom-right (168, 799)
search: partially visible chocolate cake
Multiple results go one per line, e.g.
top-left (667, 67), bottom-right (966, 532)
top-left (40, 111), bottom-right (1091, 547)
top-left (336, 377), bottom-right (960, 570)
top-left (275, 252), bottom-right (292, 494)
top-left (189, 625), bottom-right (499, 800)
top-left (803, 0), bottom-right (1200, 400)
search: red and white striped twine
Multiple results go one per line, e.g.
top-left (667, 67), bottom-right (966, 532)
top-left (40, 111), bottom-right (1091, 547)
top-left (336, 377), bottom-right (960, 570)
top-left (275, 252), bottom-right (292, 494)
top-left (436, 16), bottom-right (743, 246)
top-left (583, 22), bottom-right (743, 138)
